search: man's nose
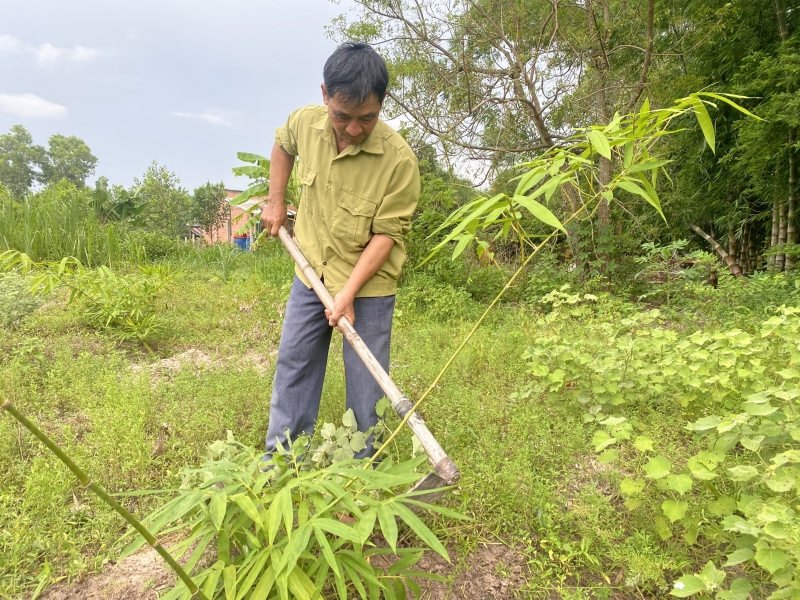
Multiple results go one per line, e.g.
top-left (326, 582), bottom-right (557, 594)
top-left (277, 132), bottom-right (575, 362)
top-left (346, 121), bottom-right (362, 137)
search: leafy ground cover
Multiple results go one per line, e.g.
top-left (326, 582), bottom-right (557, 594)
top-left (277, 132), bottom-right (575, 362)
top-left (1, 244), bottom-right (799, 599)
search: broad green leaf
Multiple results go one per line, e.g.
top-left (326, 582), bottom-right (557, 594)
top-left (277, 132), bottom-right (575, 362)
top-left (754, 548), bottom-right (787, 574)
top-left (742, 401), bottom-right (778, 416)
top-left (237, 151), bottom-right (270, 164)
top-left (633, 436), bottom-right (654, 453)
top-left (512, 195), bottom-right (566, 233)
top-left (592, 430), bottom-right (617, 452)
top-left (721, 515), bottom-right (761, 536)
top-left (586, 129), bottom-right (612, 159)
top-left (764, 521), bottom-right (789, 539)
top-left (665, 474), bottom-right (693, 496)
top-left (655, 516), bottom-right (672, 540)
top-left (777, 368), bottom-right (800, 379)
top-left (723, 548), bottom-right (754, 567)
top-left (377, 503), bottom-right (398, 552)
top-left (670, 575), bottom-right (706, 597)
top-left (716, 578), bottom-right (752, 600)
top-left (620, 478), bottom-right (645, 496)
top-left (662, 500), bottom-right (688, 523)
top-left (597, 449), bottom-right (618, 464)
top-left (687, 456), bottom-right (718, 480)
top-left (643, 455), bottom-right (672, 479)
top-left (726, 465), bottom-right (759, 482)
top-left (624, 498), bottom-right (642, 510)
top-left (392, 502), bottom-right (450, 561)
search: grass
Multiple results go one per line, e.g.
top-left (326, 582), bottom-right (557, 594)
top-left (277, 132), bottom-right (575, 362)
top-left (0, 243), bottom-right (766, 598)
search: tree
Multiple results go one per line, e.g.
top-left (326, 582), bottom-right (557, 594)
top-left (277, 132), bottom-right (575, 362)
top-left (0, 125), bottom-right (45, 197)
top-left (191, 181), bottom-right (229, 242)
top-left (133, 162), bottom-right (193, 238)
top-left (41, 134), bottom-right (98, 188)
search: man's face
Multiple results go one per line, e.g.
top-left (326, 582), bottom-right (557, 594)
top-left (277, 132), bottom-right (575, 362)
top-left (322, 84), bottom-right (382, 147)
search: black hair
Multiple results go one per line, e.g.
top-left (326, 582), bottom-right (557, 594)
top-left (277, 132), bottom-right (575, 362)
top-left (323, 42), bottom-right (389, 105)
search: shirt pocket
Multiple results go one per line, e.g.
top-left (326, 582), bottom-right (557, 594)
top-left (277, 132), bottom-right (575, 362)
top-left (330, 188), bottom-right (379, 245)
top-left (297, 163), bottom-right (317, 203)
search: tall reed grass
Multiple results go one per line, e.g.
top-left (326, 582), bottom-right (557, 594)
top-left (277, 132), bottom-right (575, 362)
top-left (0, 181), bottom-right (121, 267)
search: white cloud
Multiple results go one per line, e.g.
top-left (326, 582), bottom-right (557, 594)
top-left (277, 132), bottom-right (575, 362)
top-left (170, 110), bottom-right (233, 126)
top-left (0, 93), bottom-right (68, 119)
top-left (0, 35), bottom-right (107, 68)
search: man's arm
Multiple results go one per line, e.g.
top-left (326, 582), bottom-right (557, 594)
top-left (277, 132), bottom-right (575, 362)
top-left (326, 234), bottom-right (394, 327)
top-left (260, 142), bottom-right (296, 236)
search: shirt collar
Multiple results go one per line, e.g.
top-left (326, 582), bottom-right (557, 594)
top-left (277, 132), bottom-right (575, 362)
top-left (311, 112), bottom-right (385, 155)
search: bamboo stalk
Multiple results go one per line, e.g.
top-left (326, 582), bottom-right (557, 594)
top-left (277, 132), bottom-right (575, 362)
top-left (1, 400), bottom-right (208, 600)
top-left (689, 224), bottom-right (745, 278)
top-left (276, 227), bottom-right (460, 485)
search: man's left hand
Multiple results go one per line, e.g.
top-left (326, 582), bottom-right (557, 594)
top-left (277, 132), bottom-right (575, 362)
top-left (326, 289), bottom-right (356, 330)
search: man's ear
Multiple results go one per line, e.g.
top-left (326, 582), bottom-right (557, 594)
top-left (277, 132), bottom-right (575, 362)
top-left (321, 83), bottom-right (329, 105)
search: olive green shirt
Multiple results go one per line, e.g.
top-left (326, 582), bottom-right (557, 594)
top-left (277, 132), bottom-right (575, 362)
top-left (275, 105), bottom-right (420, 297)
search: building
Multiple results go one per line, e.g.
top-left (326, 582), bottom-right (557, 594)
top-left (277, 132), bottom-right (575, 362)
top-left (200, 190), bottom-right (296, 246)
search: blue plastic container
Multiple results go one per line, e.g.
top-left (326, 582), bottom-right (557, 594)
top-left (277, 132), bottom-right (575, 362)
top-left (233, 236), bottom-right (250, 251)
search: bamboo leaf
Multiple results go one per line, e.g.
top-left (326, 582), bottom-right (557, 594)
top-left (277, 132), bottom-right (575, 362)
top-left (210, 491), bottom-right (227, 531)
top-left (250, 565), bottom-right (276, 600)
top-left (232, 493), bottom-right (264, 529)
top-left (313, 524), bottom-right (343, 581)
top-left (235, 549), bottom-right (271, 600)
top-left (691, 99), bottom-right (715, 153)
top-left (223, 565), bottom-right (237, 600)
top-left (287, 567), bottom-right (314, 600)
top-left (377, 503), bottom-right (398, 552)
top-left (513, 195), bottom-right (566, 233)
top-left (587, 129), bottom-right (612, 159)
top-left (279, 524), bottom-right (311, 576)
top-left (202, 562), bottom-right (224, 598)
top-left (392, 502), bottom-right (450, 561)
top-left (451, 234), bottom-right (473, 260)
top-left (312, 518), bottom-right (362, 544)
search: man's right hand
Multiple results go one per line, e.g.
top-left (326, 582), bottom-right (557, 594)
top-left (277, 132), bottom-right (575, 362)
top-left (260, 200), bottom-right (288, 237)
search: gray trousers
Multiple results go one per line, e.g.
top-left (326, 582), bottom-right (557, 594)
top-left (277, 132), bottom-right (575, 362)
top-left (265, 276), bottom-right (395, 459)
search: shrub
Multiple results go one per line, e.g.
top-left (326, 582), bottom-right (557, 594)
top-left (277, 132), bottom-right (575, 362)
top-left (123, 229), bottom-right (182, 262)
top-left (398, 274), bottom-right (475, 322)
top-left (0, 272), bottom-right (44, 328)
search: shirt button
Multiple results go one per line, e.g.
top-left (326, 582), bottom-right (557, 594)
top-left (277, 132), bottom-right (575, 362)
top-left (323, 262), bottom-right (327, 265)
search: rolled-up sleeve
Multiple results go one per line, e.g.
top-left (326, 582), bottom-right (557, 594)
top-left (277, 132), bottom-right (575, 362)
top-left (274, 110), bottom-right (300, 156)
top-left (371, 156), bottom-right (420, 246)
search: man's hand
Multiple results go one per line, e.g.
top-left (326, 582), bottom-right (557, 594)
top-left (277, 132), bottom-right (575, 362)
top-left (259, 200), bottom-right (287, 237)
top-left (325, 289), bottom-right (356, 330)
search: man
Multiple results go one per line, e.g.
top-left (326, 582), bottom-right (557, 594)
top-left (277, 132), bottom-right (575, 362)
top-left (260, 42), bottom-right (420, 460)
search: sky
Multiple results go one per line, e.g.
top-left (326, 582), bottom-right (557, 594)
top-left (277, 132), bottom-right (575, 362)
top-left (0, 0), bottom-right (354, 192)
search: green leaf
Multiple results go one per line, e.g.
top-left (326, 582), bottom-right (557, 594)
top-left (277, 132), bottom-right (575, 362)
top-left (209, 491), bottom-right (227, 531)
top-left (742, 401), bottom-right (778, 416)
top-left (670, 575), bottom-right (706, 597)
top-left (392, 502), bottom-right (450, 562)
top-left (716, 578), bottom-right (752, 600)
top-left (620, 478), bottom-right (645, 496)
top-left (726, 465), bottom-right (759, 482)
top-left (687, 456), bottom-right (718, 480)
top-left (377, 503), bottom-right (398, 552)
top-left (279, 524), bottom-right (311, 576)
top-left (237, 151), bottom-right (270, 164)
top-left (723, 548), bottom-right (754, 567)
top-left (232, 494), bottom-right (263, 529)
top-left (312, 525), bottom-right (343, 581)
top-left (202, 562), bottom-right (224, 598)
top-left (754, 548), bottom-right (787, 574)
top-left (643, 455), bottom-right (672, 479)
top-left (586, 129), bottom-right (612, 160)
top-left (512, 195), bottom-right (566, 233)
top-left (633, 436), bottom-right (654, 453)
top-left (313, 518), bottom-right (363, 545)
top-left (250, 565), bottom-right (276, 600)
top-left (691, 99), bottom-right (715, 153)
top-left (777, 368), bottom-right (800, 379)
top-left (592, 430), bottom-right (617, 452)
top-left (223, 565), bottom-right (237, 600)
top-left (597, 449), bottom-right (619, 464)
top-left (655, 515), bottom-right (672, 540)
top-left (662, 500), bottom-right (688, 523)
top-left (665, 474), bottom-right (693, 496)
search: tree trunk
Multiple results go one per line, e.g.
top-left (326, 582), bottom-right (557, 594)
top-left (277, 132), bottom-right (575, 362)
top-left (728, 222), bottom-right (737, 269)
top-left (769, 196), bottom-right (779, 269)
top-left (689, 224), bottom-right (745, 278)
top-left (778, 198), bottom-right (787, 271)
top-left (741, 224), bottom-right (750, 275)
top-left (787, 130), bottom-right (797, 270)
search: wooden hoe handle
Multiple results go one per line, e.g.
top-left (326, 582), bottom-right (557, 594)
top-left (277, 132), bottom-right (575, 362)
top-left (277, 226), bottom-right (460, 485)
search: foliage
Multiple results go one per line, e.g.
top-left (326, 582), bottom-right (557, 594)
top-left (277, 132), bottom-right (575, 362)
top-left (0, 180), bottom-right (121, 266)
top-left (123, 229), bottom-right (183, 262)
top-left (0, 250), bottom-right (174, 350)
top-left (191, 182), bottom-right (229, 241)
top-left (127, 424), bottom-right (462, 600)
top-left (39, 133), bottom-right (98, 189)
top-left (519, 298), bottom-right (800, 597)
top-left (134, 162), bottom-right (194, 239)
top-left (92, 177), bottom-right (147, 225)
top-left (0, 272), bottom-right (45, 328)
top-left (0, 125), bottom-right (46, 197)
top-left (397, 274), bottom-right (475, 322)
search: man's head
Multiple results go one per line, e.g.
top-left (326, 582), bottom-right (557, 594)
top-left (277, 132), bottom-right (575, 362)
top-left (322, 42), bottom-right (389, 147)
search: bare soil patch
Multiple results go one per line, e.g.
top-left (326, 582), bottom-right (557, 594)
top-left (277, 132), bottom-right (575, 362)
top-left (40, 543), bottom-right (531, 600)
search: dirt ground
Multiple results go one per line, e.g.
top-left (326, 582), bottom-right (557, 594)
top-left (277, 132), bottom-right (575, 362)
top-left (40, 542), bottom-right (531, 600)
